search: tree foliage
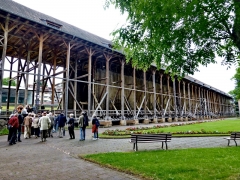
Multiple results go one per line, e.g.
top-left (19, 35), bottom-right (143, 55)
top-left (229, 67), bottom-right (240, 99)
top-left (3, 77), bottom-right (16, 86)
top-left (105, 0), bottom-right (240, 77)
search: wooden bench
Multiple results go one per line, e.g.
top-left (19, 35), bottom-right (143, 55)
top-left (130, 133), bottom-right (172, 151)
top-left (224, 132), bottom-right (240, 146)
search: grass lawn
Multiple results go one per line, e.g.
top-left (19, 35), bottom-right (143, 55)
top-left (100, 119), bottom-right (240, 137)
top-left (82, 147), bottom-right (240, 180)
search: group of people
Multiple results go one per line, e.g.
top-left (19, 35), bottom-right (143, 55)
top-left (7, 104), bottom-right (100, 145)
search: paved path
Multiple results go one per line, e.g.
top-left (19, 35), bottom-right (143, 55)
top-left (0, 121), bottom-right (230, 180)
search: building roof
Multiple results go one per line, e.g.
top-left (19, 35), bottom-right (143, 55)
top-left (0, 0), bottom-right (233, 99)
top-left (0, 0), bottom-right (114, 50)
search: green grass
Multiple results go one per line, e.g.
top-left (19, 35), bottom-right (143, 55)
top-left (157, 119), bottom-right (240, 133)
top-left (82, 147), bottom-right (240, 180)
top-left (0, 127), bottom-right (8, 135)
top-left (100, 119), bottom-right (240, 138)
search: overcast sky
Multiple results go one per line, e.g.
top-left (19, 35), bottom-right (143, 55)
top-left (12, 0), bottom-right (237, 94)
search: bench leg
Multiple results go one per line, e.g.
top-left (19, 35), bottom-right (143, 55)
top-left (136, 142), bottom-right (138, 151)
top-left (227, 140), bottom-right (230, 146)
top-left (162, 142), bottom-right (164, 149)
top-left (234, 140), bottom-right (237, 146)
top-left (133, 143), bottom-right (135, 151)
top-left (165, 142), bottom-right (168, 150)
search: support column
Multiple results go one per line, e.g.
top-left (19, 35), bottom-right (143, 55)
top-left (40, 63), bottom-right (45, 106)
top-left (192, 84), bottom-right (195, 120)
top-left (120, 60), bottom-right (126, 125)
top-left (160, 74), bottom-right (165, 122)
top-left (183, 81), bottom-right (188, 121)
top-left (35, 33), bottom-right (48, 114)
top-left (14, 58), bottom-right (21, 108)
top-left (167, 75), bottom-right (172, 122)
top-left (51, 53), bottom-right (57, 112)
top-left (104, 54), bottom-right (112, 121)
top-left (143, 70), bottom-right (149, 124)
top-left (133, 67), bottom-right (139, 124)
top-left (6, 57), bottom-right (14, 111)
top-left (178, 80), bottom-right (183, 121)
top-left (0, 17), bottom-right (9, 111)
top-left (206, 90), bottom-right (210, 118)
top-left (173, 77), bottom-right (178, 122)
top-left (87, 49), bottom-right (92, 116)
top-left (152, 69), bottom-right (157, 123)
top-left (73, 59), bottom-right (78, 117)
top-left (64, 42), bottom-right (70, 117)
top-left (24, 48), bottom-right (31, 105)
top-left (188, 83), bottom-right (191, 121)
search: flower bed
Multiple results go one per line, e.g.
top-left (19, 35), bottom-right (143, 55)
top-left (102, 120), bottom-right (232, 136)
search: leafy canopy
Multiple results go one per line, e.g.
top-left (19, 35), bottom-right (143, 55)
top-left (105, 0), bottom-right (240, 77)
top-left (3, 77), bottom-right (16, 86)
top-left (229, 67), bottom-right (240, 99)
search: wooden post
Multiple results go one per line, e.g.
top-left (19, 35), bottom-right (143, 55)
top-left (86, 48), bottom-right (94, 116)
top-left (172, 77), bottom-right (178, 122)
top-left (51, 53), bottom-right (57, 112)
top-left (35, 33), bottom-right (48, 114)
top-left (14, 58), bottom-right (20, 108)
top-left (188, 83), bottom-right (191, 121)
top-left (178, 80), bottom-right (183, 121)
top-left (152, 69), bottom-right (157, 123)
top-left (40, 63), bottom-right (45, 106)
top-left (24, 47), bottom-right (31, 105)
top-left (143, 70), bottom-right (149, 124)
top-left (105, 56), bottom-right (110, 120)
top-left (64, 42), bottom-right (70, 117)
top-left (74, 58), bottom-right (78, 117)
top-left (183, 81), bottom-right (188, 121)
top-left (120, 60), bottom-right (126, 125)
top-left (0, 16), bottom-right (9, 110)
top-left (160, 73), bottom-right (164, 122)
top-left (6, 57), bottom-right (14, 111)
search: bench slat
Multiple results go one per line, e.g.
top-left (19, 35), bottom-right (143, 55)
top-left (224, 132), bottom-right (240, 146)
top-left (130, 133), bottom-right (172, 151)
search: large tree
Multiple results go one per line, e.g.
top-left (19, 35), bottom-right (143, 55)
top-left (3, 77), bottom-right (16, 86)
top-left (105, 0), bottom-right (240, 76)
top-left (229, 67), bottom-right (240, 99)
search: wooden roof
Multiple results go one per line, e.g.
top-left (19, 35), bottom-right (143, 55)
top-left (0, 0), bottom-right (233, 98)
top-left (0, 0), bottom-right (123, 67)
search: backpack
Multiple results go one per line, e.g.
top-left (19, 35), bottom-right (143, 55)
top-left (95, 119), bottom-right (100, 127)
top-left (83, 115), bottom-right (89, 126)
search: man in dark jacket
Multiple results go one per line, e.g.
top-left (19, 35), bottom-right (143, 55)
top-left (16, 105), bottom-right (24, 142)
top-left (57, 113), bottom-right (67, 138)
top-left (8, 114), bottom-right (19, 145)
top-left (67, 113), bottom-right (75, 139)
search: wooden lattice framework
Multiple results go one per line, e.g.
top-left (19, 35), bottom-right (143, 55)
top-left (0, 0), bottom-right (235, 125)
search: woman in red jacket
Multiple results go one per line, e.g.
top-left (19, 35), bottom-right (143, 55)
top-left (8, 114), bottom-right (19, 145)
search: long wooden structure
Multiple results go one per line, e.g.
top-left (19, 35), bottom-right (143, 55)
top-left (0, 0), bottom-right (235, 124)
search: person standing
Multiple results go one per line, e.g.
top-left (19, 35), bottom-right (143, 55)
top-left (78, 112), bottom-right (84, 141)
top-left (23, 113), bottom-right (33, 139)
top-left (7, 114), bottom-right (14, 142)
top-left (57, 113), bottom-right (67, 138)
top-left (16, 105), bottom-right (24, 142)
top-left (38, 112), bottom-right (51, 142)
top-left (67, 113), bottom-right (75, 139)
top-left (91, 115), bottom-right (99, 140)
top-left (32, 114), bottom-right (40, 138)
top-left (47, 112), bottom-right (54, 138)
top-left (53, 114), bottom-right (58, 133)
top-left (8, 114), bottom-right (19, 145)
